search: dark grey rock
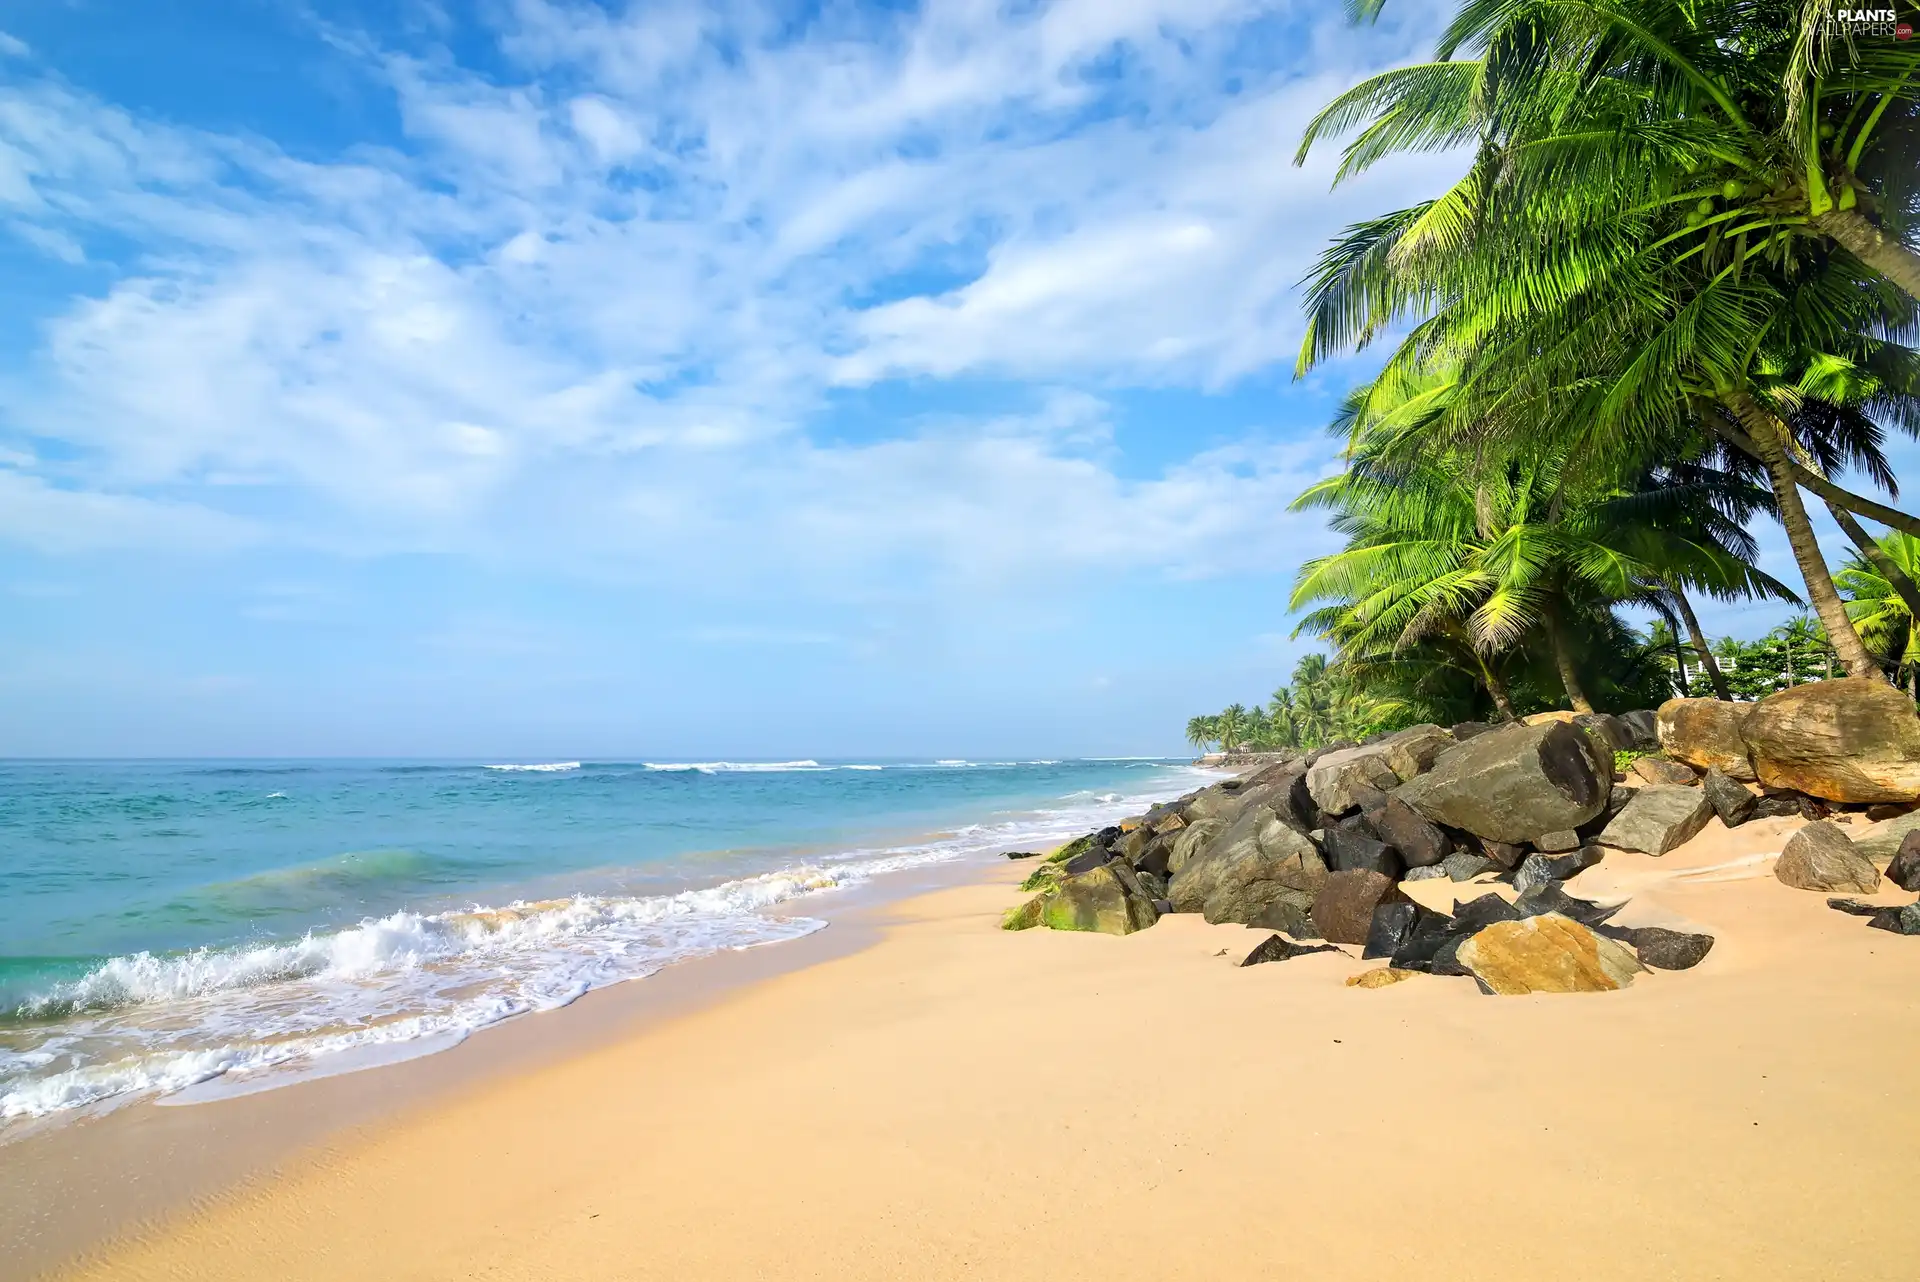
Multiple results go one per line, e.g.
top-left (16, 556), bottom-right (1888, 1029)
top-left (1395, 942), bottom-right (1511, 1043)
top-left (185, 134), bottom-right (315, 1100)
top-left (1702, 768), bottom-right (1757, 828)
top-left (1597, 785), bottom-right (1714, 856)
top-left (1325, 819), bottom-right (1405, 880)
top-left (1868, 902), bottom-right (1920, 935)
top-left (1240, 934), bottom-right (1343, 966)
top-left (1626, 926), bottom-right (1715, 970)
top-left (1168, 806), bottom-right (1330, 925)
top-left (1478, 838), bottom-right (1526, 870)
top-left (1450, 721), bottom-right (1494, 741)
top-left (1866, 803), bottom-right (1919, 823)
top-left (1750, 795), bottom-right (1805, 821)
top-left (1247, 894), bottom-right (1319, 939)
top-left (1617, 709), bottom-right (1659, 750)
top-left (1442, 851), bottom-right (1493, 882)
top-left (1151, 898), bottom-right (1173, 915)
top-left (1062, 847), bottom-right (1110, 876)
top-left (1394, 722), bottom-right (1612, 845)
top-left (1311, 869), bottom-right (1407, 945)
top-left (1828, 897), bottom-right (1884, 917)
top-left (1512, 883), bottom-right (1621, 928)
top-left (1362, 901), bottom-right (1423, 960)
top-left (1004, 850), bottom-right (1044, 860)
top-left (1511, 853), bottom-right (1560, 899)
top-left (1446, 893), bottom-right (1524, 935)
top-left (1367, 796), bottom-right (1452, 868)
top-left (1886, 831), bottom-right (1920, 891)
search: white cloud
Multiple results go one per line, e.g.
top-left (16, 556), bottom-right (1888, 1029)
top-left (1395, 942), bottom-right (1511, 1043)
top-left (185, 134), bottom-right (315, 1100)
top-left (0, 1), bottom-right (1449, 585)
top-left (0, 31), bottom-right (28, 60)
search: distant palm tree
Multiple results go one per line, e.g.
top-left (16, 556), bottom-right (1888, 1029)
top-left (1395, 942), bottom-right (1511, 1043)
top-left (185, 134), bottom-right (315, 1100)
top-left (1185, 715), bottom-right (1219, 755)
top-left (1266, 687), bottom-right (1301, 749)
top-left (1215, 704), bottom-right (1249, 754)
top-left (1840, 533), bottom-right (1920, 698)
top-left (1646, 617), bottom-right (1689, 698)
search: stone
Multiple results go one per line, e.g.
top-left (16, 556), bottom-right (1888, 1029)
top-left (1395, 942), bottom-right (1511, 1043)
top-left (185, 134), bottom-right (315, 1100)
top-left (1362, 901), bottom-right (1424, 960)
top-left (1394, 722), bottom-right (1611, 845)
top-left (1403, 865), bottom-right (1449, 882)
top-left (1866, 803), bottom-right (1918, 823)
top-left (1311, 869), bottom-right (1407, 945)
top-left (1534, 829), bottom-right (1580, 853)
top-left (1626, 927), bottom-right (1715, 970)
top-left (1454, 914), bottom-right (1644, 995)
top-left (1656, 697), bottom-right (1756, 780)
top-left (1366, 795), bottom-right (1452, 868)
top-left (1348, 967), bottom-right (1417, 988)
top-left (1524, 710), bottom-right (1579, 726)
top-left (1743, 677), bottom-right (1920, 803)
top-left (1478, 838), bottom-right (1526, 870)
top-left (1375, 724), bottom-right (1456, 782)
top-left (1133, 869), bottom-right (1169, 901)
top-left (1848, 809), bottom-right (1920, 868)
top-left (1048, 832), bottom-right (1099, 864)
top-left (1325, 818), bottom-right (1405, 879)
top-left (1305, 745), bottom-right (1404, 816)
top-left (1775, 821), bottom-right (1881, 894)
top-left (1574, 713), bottom-right (1634, 754)
top-left (1442, 851), bottom-right (1494, 881)
top-left (1062, 846), bottom-right (1112, 876)
top-left (1247, 895), bottom-right (1320, 938)
top-left (1447, 892), bottom-right (1525, 934)
top-left (1167, 807), bottom-right (1328, 925)
top-left (1001, 895), bottom-right (1049, 930)
top-left (1827, 896), bottom-right (1879, 916)
top-left (1131, 835), bottom-right (1175, 879)
top-left (1886, 831), bottom-right (1920, 892)
top-left (1116, 825), bottom-right (1155, 863)
top-left (1166, 818), bottom-right (1227, 876)
top-left (1701, 768), bottom-right (1757, 828)
top-left (1617, 710), bottom-right (1659, 750)
top-left (1004, 850), bottom-right (1044, 860)
top-left (1240, 934), bottom-right (1343, 966)
top-left (1511, 853), bottom-right (1560, 898)
top-left (1596, 785), bottom-right (1715, 856)
top-left (1868, 902), bottom-right (1920, 935)
top-left (1451, 721), bottom-right (1495, 741)
top-left (1629, 757), bottom-right (1700, 787)
top-left (1511, 882), bottom-right (1621, 928)
top-left (1750, 795), bottom-right (1808, 821)
top-left (1038, 865), bottom-right (1160, 934)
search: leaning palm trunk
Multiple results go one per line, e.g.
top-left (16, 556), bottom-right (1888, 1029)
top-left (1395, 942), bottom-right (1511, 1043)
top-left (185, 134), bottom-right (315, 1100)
top-left (1541, 604), bottom-right (1595, 714)
top-left (1813, 210), bottom-right (1920, 307)
top-left (1672, 589), bottom-right (1732, 702)
top-left (1730, 395), bottom-right (1882, 678)
top-left (1826, 501), bottom-right (1920, 622)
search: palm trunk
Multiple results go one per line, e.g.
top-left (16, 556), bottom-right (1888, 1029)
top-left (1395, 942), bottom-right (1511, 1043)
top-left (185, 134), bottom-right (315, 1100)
top-left (1827, 500), bottom-right (1920, 621)
top-left (1815, 208), bottom-right (1920, 305)
top-left (1543, 603), bottom-right (1595, 714)
top-left (1671, 632), bottom-right (1691, 697)
top-left (1787, 459), bottom-right (1920, 542)
top-left (1731, 395), bottom-right (1883, 679)
top-left (1482, 663), bottom-right (1517, 721)
top-left (1672, 589), bottom-right (1733, 701)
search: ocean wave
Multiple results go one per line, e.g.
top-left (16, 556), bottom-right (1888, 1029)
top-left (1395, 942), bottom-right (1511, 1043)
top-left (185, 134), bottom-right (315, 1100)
top-left (484, 762), bottom-right (582, 773)
top-left (642, 760), bottom-right (827, 773)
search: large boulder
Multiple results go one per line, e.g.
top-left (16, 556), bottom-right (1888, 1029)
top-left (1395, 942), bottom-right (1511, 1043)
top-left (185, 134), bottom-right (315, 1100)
top-left (1616, 710), bottom-right (1660, 750)
top-left (1774, 821), bottom-right (1881, 894)
top-left (1305, 745), bottom-right (1403, 816)
top-left (1854, 810), bottom-right (1920, 867)
top-left (1886, 831), bottom-right (1920, 892)
top-left (1311, 869), bottom-right (1406, 945)
top-left (1166, 818), bottom-right (1227, 876)
top-left (1455, 914), bottom-right (1644, 995)
top-left (1657, 698), bottom-right (1756, 781)
top-left (1742, 678), bottom-right (1920, 804)
top-left (1596, 785), bottom-right (1715, 856)
top-left (1393, 722), bottom-right (1611, 845)
top-left (1701, 768), bottom-right (1757, 828)
top-left (1624, 926), bottom-right (1715, 971)
top-left (1365, 795), bottom-right (1452, 869)
top-left (1035, 865), bottom-right (1160, 934)
top-left (1324, 818), bottom-right (1404, 879)
top-left (1574, 713), bottom-right (1634, 755)
top-left (1374, 724), bottom-right (1456, 782)
top-left (1167, 809), bottom-right (1328, 925)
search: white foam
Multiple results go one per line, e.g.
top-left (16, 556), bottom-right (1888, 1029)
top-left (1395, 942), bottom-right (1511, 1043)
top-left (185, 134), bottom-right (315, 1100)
top-left (642, 760), bottom-right (826, 773)
top-left (484, 762), bottom-right (582, 772)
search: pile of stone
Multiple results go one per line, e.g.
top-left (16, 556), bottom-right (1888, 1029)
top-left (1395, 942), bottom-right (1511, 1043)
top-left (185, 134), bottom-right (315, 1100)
top-left (1003, 678), bottom-right (1920, 992)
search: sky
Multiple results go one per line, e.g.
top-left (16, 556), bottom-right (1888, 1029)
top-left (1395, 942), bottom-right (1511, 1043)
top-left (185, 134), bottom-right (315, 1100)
top-left (0, 0), bottom-right (1895, 758)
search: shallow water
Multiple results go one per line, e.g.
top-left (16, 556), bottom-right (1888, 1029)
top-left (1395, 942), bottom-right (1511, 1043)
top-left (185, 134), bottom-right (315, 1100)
top-left (0, 757), bottom-right (1204, 1120)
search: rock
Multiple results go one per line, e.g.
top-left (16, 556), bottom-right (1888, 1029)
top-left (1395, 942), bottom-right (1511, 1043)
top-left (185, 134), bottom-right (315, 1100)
top-left (1848, 808), bottom-right (1920, 867)
top-left (1701, 768), bottom-right (1757, 828)
top-left (1311, 869), bottom-right (1407, 945)
top-left (1048, 832), bottom-right (1099, 864)
top-left (1305, 745), bottom-right (1404, 816)
top-left (1616, 710), bottom-right (1660, 750)
top-left (1403, 865), bottom-right (1450, 882)
top-left (1325, 818), bottom-right (1405, 879)
top-left (1512, 882), bottom-right (1621, 928)
top-left (1868, 901), bottom-right (1920, 935)
top-left (1038, 865), bottom-right (1160, 934)
top-left (1375, 724), bottom-right (1456, 782)
top-left (1524, 710), bottom-right (1579, 725)
top-left (1626, 927), bottom-right (1715, 970)
top-left (1574, 713), bottom-right (1634, 754)
top-left (1168, 808), bottom-right (1328, 925)
top-left (1534, 829), bottom-right (1580, 853)
top-left (1116, 825), bottom-right (1154, 863)
top-left (1131, 835), bottom-right (1175, 879)
top-left (1455, 914), bottom-right (1644, 995)
top-left (1886, 831), bottom-right (1920, 891)
top-left (1240, 934), bottom-right (1343, 966)
top-left (1866, 802), bottom-right (1918, 823)
top-left (1133, 869), bottom-right (1169, 901)
top-left (1346, 781), bottom-right (1392, 814)
top-left (1062, 846), bottom-right (1113, 876)
top-left (1001, 895), bottom-right (1049, 930)
top-left (1362, 901), bottom-right (1425, 960)
top-left (1743, 677), bottom-right (1920, 803)
top-left (1366, 796), bottom-right (1452, 868)
top-left (1656, 697), bottom-right (1756, 780)
top-left (1004, 850), bottom-right (1044, 860)
top-left (1596, 785), bottom-right (1715, 856)
top-left (1775, 821), bottom-right (1881, 893)
top-left (1348, 967), bottom-right (1417, 988)
top-left (1629, 757), bottom-right (1700, 787)
top-left (1477, 838), bottom-right (1526, 870)
top-left (1828, 896), bottom-right (1881, 916)
top-left (1451, 721), bottom-right (1495, 741)
top-left (1019, 862), bottom-right (1064, 893)
top-left (1443, 851), bottom-right (1494, 881)
top-left (1166, 818), bottom-right (1227, 876)
top-left (1248, 896), bottom-right (1320, 938)
top-left (1395, 722), bottom-right (1610, 845)
top-left (1447, 892), bottom-right (1524, 934)
top-left (1511, 853), bottom-right (1560, 898)
top-left (1750, 795), bottom-right (1808, 821)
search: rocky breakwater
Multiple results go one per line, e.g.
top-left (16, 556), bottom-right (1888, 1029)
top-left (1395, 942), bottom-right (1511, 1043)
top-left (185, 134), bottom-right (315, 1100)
top-left (1003, 680), bottom-right (1920, 986)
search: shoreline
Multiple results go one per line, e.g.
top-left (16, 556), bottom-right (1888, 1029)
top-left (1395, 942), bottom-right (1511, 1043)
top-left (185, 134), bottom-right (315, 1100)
top-left (26, 805), bottom-right (1920, 1282)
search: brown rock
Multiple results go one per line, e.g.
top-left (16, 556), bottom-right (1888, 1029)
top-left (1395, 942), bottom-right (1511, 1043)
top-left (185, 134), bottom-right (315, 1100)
top-left (1454, 914), bottom-right (1644, 995)
top-left (1743, 677), bottom-right (1920, 803)
top-left (1347, 967), bottom-right (1417, 988)
top-left (1629, 757), bottom-right (1700, 787)
top-left (1311, 869), bottom-right (1406, 945)
top-left (1656, 698), bottom-right (1756, 781)
top-left (1523, 710), bottom-right (1579, 726)
top-left (1774, 821), bottom-right (1882, 894)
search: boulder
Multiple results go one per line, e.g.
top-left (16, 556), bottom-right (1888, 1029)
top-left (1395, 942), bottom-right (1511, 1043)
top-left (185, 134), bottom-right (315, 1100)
top-left (1866, 802), bottom-right (1918, 822)
top-left (1616, 709), bottom-right (1660, 750)
top-left (1447, 892), bottom-right (1525, 934)
top-left (1856, 811), bottom-right (1920, 866)
top-left (1001, 895), bottom-right (1049, 930)
top-left (1347, 967), bottom-right (1418, 988)
top-left (1062, 846), bottom-right (1112, 876)
top-left (1166, 818), bottom-right (1226, 876)
top-left (1574, 712), bottom-right (1634, 754)
top-left (1625, 927), bottom-right (1715, 971)
top-left (1886, 831), bottom-right (1920, 892)
top-left (1325, 819), bottom-right (1405, 879)
top-left (1657, 697), bottom-right (1756, 780)
top-left (1394, 722), bottom-right (1610, 845)
top-left (1868, 901), bottom-right (1920, 936)
top-left (1311, 869), bottom-right (1407, 945)
top-left (1240, 934), bottom-right (1343, 966)
top-left (1455, 914), bottom-right (1644, 995)
top-left (1305, 745), bottom-right (1404, 816)
top-left (1036, 865), bottom-right (1160, 934)
top-left (1366, 796), bottom-right (1452, 868)
top-left (1512, 882), bottom-right (1622, 928)
top-left (1509, 847), bottom-right (1604, 897)
top-left (1477, 838), bottom-right (1527, 870)
top-left (1743, 678), bottom-right (1920, 803)
top-left (1596, 785), bottom-right (1715, 856)
top-left (1450, 721), bottom-right (1495, 741)
top-left (1442, 851), bottom-right (1493, 881)
top-left (1629, 757), bottom-right (1700, 787)
top-left (1374, 724), bottom-right (1456, 782)
top-left (1701, 768), bottom-right (1757, 828)
top-left (1248, 896), bottom-right (1319, 938)
top-left (1168, 809), bottom-right (1328, 925)
top-left (1131, 834), bottom-right (1175, 879)
top-left (1362, 901), bottom-right (1435, 960)
top-left (1534, 829), bottom-right (1580, 853)
top-left (1774, 821), bottom-right (1881, 894)
top-left (1524, 710), bottom-right (1579, 726)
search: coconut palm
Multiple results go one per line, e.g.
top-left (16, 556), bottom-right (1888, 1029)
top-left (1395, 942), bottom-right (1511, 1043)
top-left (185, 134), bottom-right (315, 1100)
top-left (1184, 715), bottom-right (1218, 754)
top-left (1214, 704), bottom-right (1250, 754)
top-left (1840, 530), bottom-right (1920, 695)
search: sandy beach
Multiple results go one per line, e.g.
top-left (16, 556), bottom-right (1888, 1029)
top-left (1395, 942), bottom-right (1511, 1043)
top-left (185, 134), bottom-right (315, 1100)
top-left (24, 809), bottom-right (1920, 1282)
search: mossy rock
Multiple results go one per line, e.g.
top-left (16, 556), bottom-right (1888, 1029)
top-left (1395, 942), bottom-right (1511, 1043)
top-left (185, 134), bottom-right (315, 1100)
top-left (1019, 863), bottom-right (1063, 894)
top-left (1047, 833), bottom-right (1098, 864)
top-left (1001, 894), bottom-right (1050, 931)
top-left (1037, 866), bottom-right (1158, 935)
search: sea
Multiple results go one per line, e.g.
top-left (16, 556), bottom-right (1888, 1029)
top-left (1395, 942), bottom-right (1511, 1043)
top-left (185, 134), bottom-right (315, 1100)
top-left (0, 756), bottom-right (1209, 1124)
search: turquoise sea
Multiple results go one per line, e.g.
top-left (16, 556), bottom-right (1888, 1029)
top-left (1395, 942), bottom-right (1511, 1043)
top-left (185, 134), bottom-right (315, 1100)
top-left (0, 757), bottom-right (1206, 1121)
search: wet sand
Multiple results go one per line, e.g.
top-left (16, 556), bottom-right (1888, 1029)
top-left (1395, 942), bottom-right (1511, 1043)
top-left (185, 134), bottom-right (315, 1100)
top-left (27, 815), bottom-right (1920, 1281)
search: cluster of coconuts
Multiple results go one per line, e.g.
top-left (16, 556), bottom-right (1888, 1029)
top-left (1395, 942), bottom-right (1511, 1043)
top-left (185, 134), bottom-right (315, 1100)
top-left (1682, 122), bottom-right (1838, 229)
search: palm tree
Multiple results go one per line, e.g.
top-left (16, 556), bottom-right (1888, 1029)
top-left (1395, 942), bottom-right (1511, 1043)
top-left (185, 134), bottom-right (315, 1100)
top-left (1645, 616), bottom-right (1690, 697)
top-left (1840, 531), bottom-right (1920, 696)
top-left (1215, 704), bottom-right (1250, 754)
top-left (1266, 686), bottom-right (1302, 749)
top-left (1290, 653), bottom-right (1340, 746)
top-left (1184, 715), bottom-right (1218, 755)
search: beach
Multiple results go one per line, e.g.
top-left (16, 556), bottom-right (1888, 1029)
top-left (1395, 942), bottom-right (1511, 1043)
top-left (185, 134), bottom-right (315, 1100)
top-left (26, 811), bottom-right (1920, 1282)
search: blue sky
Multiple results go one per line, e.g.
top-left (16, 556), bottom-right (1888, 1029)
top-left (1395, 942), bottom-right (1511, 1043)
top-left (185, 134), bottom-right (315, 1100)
top-left (0, 1), bottom-right (1887, 757)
